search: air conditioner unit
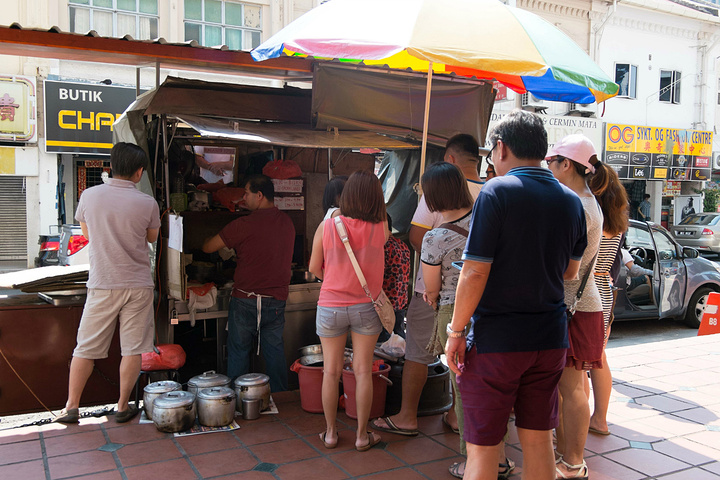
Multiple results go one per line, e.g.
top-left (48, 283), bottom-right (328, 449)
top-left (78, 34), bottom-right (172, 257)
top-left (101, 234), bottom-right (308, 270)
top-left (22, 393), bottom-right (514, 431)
top-left (567, 102), bottom-right (597, 117)
top-left (521, 93), bottom-right (547, 111)
top-left (713, 152), bottom-right (720, 170)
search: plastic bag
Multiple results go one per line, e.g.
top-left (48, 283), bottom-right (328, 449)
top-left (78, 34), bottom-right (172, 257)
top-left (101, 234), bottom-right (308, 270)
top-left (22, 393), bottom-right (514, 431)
top-left (141, 344), bottom-right (186, 371)
top-left (262, 159), bottom-right (302, 179)
top-left (378, 333), bottom-right (405, 358)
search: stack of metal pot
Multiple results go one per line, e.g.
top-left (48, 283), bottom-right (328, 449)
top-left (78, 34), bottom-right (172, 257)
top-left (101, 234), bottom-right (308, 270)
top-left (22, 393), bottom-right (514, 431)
top-left (234, 373), bottom-right (271, 419)
top-left (149, 371), bottom-right (236, 433)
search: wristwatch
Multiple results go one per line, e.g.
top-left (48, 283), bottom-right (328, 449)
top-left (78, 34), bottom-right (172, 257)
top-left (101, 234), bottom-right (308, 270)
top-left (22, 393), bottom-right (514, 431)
top-left (446, 324), bottom-right (466, 338)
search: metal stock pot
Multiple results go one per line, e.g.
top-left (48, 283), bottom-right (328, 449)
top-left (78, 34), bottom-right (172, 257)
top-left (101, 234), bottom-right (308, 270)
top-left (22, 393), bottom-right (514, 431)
top-left (187, 370), bottom-right (231, 395)
top-left (197, 387), bottom-right (236, 427)
top-left (234, 373), bottom-right (271, 412)
top-left (143, 380), bottom-right (181, 421)
top-left (152, 391), bottom-right (196, 433)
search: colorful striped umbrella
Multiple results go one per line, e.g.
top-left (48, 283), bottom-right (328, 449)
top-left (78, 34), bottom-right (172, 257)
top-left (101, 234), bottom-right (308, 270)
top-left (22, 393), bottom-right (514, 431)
top-left (251, 0), bottom-right (619, 104)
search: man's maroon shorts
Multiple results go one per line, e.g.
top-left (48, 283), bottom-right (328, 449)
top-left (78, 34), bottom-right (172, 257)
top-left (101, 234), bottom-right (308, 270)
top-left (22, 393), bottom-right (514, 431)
top-left (456, 347), bottom-right (566, 446)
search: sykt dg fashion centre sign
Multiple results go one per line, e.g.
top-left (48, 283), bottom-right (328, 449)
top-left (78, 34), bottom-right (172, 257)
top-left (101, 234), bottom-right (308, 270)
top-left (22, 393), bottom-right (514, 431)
top-left (44, 80), bottom-right (138, 155)
top-left (605, 123), bottom-right (712, 182)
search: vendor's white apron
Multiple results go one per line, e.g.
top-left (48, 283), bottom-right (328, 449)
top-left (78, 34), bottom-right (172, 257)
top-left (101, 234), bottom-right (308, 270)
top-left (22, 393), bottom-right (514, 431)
top-left (235, 288), bottom-right (272, 355)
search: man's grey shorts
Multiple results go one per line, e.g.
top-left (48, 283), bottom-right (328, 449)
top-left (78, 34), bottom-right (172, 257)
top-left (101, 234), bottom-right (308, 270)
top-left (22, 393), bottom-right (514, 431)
top-left (316, 303), bottom-right (383, 338)
top-left (73, 288), bottom-right (155, 359)
top-left (404, 292), bottom-right (437, 364)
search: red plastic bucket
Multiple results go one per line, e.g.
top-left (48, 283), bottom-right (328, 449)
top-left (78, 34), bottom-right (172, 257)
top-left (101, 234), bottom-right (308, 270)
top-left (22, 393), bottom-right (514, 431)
top-left (342, 364), bottom-right (390, 420)
top-left (291, 359), bottom-right (324, 413)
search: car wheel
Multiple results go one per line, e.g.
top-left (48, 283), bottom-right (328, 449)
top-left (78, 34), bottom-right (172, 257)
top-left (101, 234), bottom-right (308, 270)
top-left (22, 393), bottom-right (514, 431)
top-left (684, 286), bottom-right (714, 328)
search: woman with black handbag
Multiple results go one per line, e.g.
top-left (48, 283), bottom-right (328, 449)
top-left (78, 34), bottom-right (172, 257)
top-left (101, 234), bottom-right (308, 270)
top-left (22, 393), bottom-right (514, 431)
top-left (547, 135), bottom-right (604, 480)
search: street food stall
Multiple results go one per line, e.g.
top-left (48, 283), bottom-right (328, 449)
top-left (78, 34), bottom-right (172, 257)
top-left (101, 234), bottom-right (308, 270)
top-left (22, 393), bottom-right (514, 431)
top-left (115, 67), bottom-right (494, 385)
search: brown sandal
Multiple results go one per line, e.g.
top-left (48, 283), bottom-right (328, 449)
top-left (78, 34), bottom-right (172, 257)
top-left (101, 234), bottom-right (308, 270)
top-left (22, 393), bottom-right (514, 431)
top-left (356, 431), bottom-right (381, 452)
top-left (319, 431), bottom-right (337, 449)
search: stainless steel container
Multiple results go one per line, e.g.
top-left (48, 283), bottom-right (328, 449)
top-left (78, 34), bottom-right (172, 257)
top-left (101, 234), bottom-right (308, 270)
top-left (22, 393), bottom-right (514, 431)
top-left (233, 373), bottom-right (271, 412)
top-left (143, 380), bottom-right (181, 421)
top-left (187, 370), bottom-right (231, 395)
top-left (197, 387), bottom-right (236, 427)
top-left (242, 398), bottom-right (262, 420)
top-left (152, 391), bottom-right (197, 433)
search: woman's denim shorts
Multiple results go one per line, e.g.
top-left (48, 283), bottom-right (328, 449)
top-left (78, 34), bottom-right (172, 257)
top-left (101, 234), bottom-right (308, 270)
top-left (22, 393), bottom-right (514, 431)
top-left (316, 302), bottom-right (382, 338)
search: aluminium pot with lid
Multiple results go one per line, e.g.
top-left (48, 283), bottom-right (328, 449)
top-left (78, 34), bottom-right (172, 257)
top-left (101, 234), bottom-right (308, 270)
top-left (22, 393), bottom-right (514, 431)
top-left (233, 373), bottom-right (271, 412)
top-left (196, 387), bottom-right (236, 427)
top-left (143, 380), bottom-right (181, 421)
top-left (152, 391), bottom-right (197, 433)
top-left (187, 370), bottom-right (231, 395)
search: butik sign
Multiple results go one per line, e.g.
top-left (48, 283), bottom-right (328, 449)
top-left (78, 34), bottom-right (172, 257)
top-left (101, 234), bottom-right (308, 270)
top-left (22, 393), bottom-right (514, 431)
top-left (44, 80), bottom-right (138, 154)
top-left (605, 123), bottom-right (713, 181)
top-left (0, 74), bottom-right (37, 143)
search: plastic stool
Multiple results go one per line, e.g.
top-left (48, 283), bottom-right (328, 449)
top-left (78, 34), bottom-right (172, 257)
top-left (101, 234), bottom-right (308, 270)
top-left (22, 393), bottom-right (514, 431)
top-left (134, 369), bottom-right (181, 407)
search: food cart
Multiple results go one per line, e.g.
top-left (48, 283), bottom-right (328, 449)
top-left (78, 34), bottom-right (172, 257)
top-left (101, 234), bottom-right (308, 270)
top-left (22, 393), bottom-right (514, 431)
top-left (115, 65), bottom-right (495, 386)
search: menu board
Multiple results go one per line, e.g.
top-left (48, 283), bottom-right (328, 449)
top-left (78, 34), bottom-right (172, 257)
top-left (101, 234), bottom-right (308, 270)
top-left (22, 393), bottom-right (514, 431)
top-left (605, 124), bottom-right (712, 181)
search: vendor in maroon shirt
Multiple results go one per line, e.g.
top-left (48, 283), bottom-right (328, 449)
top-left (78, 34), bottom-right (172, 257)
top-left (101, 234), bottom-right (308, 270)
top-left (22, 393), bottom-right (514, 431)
top-left (203, 174), bottom-right (295, 392)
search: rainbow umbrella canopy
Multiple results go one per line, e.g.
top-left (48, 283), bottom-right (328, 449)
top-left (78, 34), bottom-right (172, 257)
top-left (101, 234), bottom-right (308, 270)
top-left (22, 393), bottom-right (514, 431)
top-left (251, 0), bottom-right (619, 104)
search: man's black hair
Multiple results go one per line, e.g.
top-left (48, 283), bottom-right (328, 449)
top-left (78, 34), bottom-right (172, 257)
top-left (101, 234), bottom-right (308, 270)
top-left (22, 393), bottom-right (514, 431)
top-left (644, 194), bottom-right (651, 200)
top-left (488, 109), bottom-right (547, 161)
top-left (110, 142), bottom-right (148, 178)
top-left (245, 174), bottom-right (275, 200)
top-left (445, 133), bottom-right (480, 160)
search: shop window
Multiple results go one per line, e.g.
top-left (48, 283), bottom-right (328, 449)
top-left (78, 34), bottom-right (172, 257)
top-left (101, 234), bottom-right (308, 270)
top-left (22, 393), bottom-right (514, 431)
top-left (184, 0), bottom-right (262, 50)
top-left (69, 0), bottom-right (158, 40)
top-left (76, 158), bottom-right (111, 200)
top-left (659, 70), bottom-right (681, 104)
top-left (614, 63), bottom-right (637, 99)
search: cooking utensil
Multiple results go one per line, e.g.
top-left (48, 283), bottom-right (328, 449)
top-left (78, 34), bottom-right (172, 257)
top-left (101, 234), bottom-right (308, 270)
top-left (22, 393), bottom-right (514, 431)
top-left (143, 380), bottom-right (182, 421)
top-left (242, 398), bottom-right (262, 420)
top-left (298, 344), bottom-right (323, 356)
top-left (197, 387), bottom-right (236, 427)
top-left (187, 370), bottom-right (231, 395)
top-left (152, 391), bottom-right (196, 433)
top-left (234, 373), bottom-right (271, 412)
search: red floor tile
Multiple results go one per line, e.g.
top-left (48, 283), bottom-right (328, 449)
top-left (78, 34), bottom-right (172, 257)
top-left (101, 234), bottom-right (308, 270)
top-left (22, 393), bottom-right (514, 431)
top-left (604, 448), bottom-right (691, 477)
top-left (250, 437), bottom-right (320, 464)
top-left (429, 432), bottom-right (463, 454)
top-left (652, 437), bottom-right (720, 466)
top-left (124, 457), bottom-right (198, 480)
top-left (0, 439), bottom-right (42, 464)
top-left (273, 391), bottom-right (301, 405)
top-left (175, 430), bottom-right (242, 455)
top-left (47, 450), bottom-right (118, 478)
top-left (222, 471), bottom-right (277, 480)
top-left (282, 414), bottom-right (330, 436)
top-left (330, 448), bottom-right (404, 476)
top-left (584, 433), bottom-right (631, 455)
top-left (385, 436), bottom-right (456, 465)
top-left (417, 414), bottom-right (446, 436)
top-left (361, 467), bottom-right (428, 480)
top-left (106, 423), bottom-right (169, 445)
top-left (274, 456), bottom-right (348, 480)
top-left (117, 438), bottom-right (183, 467)
top-left (75, 470), bottom-right (124, 480)
top-left (43, 429), bottom-right (107, 457)
top-left (275, 402), bottom-right (313, 420)
top-left (0, 426), bottom-right (38, 445)
top-left (413, 455), bottom-right (465, 480)
top-left (189, 447), bottom-right (258, 477)
top-left (0, 459), bottom-right (45, 480)
top-left (660, 467), bottom-right (720, 479)
top-left (233, 421), bottom-right (297, 446)
top-left (304, 428), bottom-right (367, 453)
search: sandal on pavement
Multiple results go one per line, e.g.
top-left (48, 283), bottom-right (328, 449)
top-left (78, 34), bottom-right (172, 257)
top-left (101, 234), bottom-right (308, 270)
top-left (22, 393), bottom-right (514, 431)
top-left (588, 426), bottom-right (610, 436)
top-left (442, 412), bottom-right (460, 434)
top-left (556, 457), bottom-right (588, 480)
top-left (319, 431), bottom-right (337, 449)
top-left (52, 408), bottom-right (79, 424)
top-left (356, 431), bottom-right (381, 452)
top-left (370, 416), bottom-right (418, 436)
top-left (449, 458), bottom-right (516, 480)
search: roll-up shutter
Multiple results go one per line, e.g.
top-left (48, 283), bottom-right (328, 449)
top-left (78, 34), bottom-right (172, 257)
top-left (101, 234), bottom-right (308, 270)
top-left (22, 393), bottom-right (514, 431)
top-left (0, 177), bottom-right (27, 261)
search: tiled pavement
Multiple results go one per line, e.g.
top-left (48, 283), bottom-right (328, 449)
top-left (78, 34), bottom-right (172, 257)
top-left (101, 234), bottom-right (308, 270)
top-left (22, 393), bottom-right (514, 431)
top-left (1, 333), bottom-right (719, 479)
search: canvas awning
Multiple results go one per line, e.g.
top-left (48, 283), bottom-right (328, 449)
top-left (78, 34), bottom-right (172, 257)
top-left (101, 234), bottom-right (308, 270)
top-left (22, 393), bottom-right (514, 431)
top-left (176, 115), bottom-right (417, 149)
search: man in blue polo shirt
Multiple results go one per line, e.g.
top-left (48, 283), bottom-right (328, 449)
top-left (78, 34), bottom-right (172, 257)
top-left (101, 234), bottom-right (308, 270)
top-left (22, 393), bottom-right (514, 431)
top-left (445, 110), bottom-right (587, 480)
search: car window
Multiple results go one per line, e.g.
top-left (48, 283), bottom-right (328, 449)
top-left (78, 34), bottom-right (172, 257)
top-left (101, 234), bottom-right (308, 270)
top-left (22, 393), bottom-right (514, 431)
top-left (679, 214), bottom-right (720, 225)
top-left (626, 225), bottom-right (654, 249)
top-left (653, 229), bottom-right (678, 259)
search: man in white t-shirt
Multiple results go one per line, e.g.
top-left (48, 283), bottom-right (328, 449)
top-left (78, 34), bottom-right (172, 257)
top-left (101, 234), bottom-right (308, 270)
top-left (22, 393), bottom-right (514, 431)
top-left (372, 134), bottom-right (485, 436)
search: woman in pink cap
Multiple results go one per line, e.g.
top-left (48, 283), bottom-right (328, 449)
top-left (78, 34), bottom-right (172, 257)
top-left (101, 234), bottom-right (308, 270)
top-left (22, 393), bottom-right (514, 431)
top-left (546, 134), bottom-right (604, 480)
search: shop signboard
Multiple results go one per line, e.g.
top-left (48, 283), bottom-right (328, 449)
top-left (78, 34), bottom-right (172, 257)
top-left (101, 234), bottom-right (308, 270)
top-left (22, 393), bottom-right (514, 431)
top-left (44, 80), bottom-right (138, 154)
top-left (487, 112), bottom-right (602, 151)
top-left (605, 123), bottom-right (712, 181)
top-left (0, 74), bottom-right (37, 143)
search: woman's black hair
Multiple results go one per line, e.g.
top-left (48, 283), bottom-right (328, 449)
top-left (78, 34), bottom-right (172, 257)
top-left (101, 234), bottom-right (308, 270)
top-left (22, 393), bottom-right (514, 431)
top-left (322, 176), bottom-right (348, 213)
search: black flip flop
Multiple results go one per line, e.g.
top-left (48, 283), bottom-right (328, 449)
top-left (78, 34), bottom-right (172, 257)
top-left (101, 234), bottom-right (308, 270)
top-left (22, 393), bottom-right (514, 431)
top-left (370, 416), bottom-right (418, 436)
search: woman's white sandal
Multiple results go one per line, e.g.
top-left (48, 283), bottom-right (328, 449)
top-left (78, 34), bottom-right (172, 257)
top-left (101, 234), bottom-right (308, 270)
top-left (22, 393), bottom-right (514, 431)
top-left (556, 457), bottom-right (588, 480)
